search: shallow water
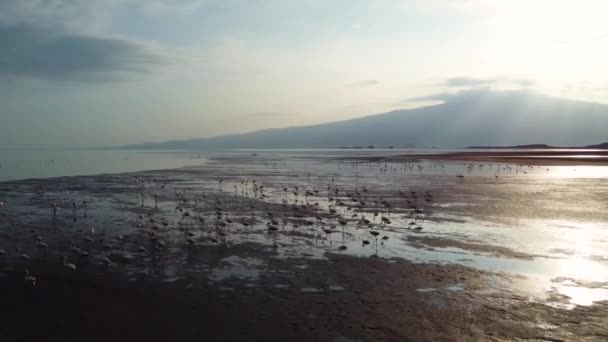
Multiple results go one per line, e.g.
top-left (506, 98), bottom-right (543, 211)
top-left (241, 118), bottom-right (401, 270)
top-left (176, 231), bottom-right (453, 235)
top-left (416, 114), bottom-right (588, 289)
top-left (0, 149), bottom-right (207, 181)
top-left (1, 150), bottom-right (607, 309)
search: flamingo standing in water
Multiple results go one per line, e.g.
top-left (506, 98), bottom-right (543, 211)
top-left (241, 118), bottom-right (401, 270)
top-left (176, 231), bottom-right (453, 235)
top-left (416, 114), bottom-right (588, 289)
top-left (72, 201), bottom-right (77, 222)
top-left (62, 256), bottom-right (77, 272)
top-left (23, 269), bottom-right (36, 286)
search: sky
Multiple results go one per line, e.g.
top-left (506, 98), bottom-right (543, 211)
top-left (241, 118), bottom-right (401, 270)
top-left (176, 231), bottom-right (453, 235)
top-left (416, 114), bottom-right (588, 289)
top-left (1, 0), bottom-right (607, 148)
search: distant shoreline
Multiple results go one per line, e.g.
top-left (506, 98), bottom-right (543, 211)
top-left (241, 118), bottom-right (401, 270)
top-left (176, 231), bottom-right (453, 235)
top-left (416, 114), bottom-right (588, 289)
top-left (353, 150), bottom-right (608, 166)
top-left (467, 142), bottom-right (608, 149)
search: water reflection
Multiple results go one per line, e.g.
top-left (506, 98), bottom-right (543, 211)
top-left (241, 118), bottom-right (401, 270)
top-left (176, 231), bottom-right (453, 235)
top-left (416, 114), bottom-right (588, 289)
top-left (1, 150), bottom-right (607, 308)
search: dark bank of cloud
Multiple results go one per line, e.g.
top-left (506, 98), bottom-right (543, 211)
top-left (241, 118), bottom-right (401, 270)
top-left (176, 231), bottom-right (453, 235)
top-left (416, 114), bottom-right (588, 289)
top-left (0, 0), bottom-right (170, 82)
top-left (0, 22), bottom-right (163, 81)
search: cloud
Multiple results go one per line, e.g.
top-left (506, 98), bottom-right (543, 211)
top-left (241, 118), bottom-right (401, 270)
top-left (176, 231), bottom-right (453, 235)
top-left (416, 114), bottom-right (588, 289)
top-left (443, 76), bottom-right (535, 88)
top-left (552, 39), bottom-right (572, 45)
top-left (349, 79), bottom-right (380, 87)
top-left (406, 88), bottom-right (488, 102)
top-left (595, 33), bottom-right (608, 40)
top-left (0, 0), bottom-right (208, 29)
top-left (243, 112), bottom-right (285, 118)
top-left (0, 22), bottom-right (163, 81)
top-left (405, 88), bottom-right (537, 103)
top-left (513, 78), bottom-right (535, 87)
top-left (551, 33), bottom-right (608, 45)
top-left (443, 77), bottom-right (493, 87)
top-left (0, 1), bottom-right (195, 81)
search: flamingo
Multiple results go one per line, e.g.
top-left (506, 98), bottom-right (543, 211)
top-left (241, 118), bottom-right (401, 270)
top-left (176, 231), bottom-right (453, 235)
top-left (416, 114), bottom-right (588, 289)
top-left (18, 248), bottom-right (30, 260)
top-left (23, 269), bottom-right (36, 286)
top-left (62, 256), bottom-right (77, 272)
top-left (98, 253), bottom-right (112, 266)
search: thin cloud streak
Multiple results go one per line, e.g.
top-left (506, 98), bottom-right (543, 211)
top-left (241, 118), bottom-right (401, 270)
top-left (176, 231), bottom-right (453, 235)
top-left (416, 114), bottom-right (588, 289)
top-left (443, 77), bottom-right (535, 88)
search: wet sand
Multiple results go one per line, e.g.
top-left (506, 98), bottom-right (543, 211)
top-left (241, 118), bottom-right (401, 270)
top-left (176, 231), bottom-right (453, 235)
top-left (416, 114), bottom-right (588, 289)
top-left (3, 254), bottom-right (607, 342)
top-left (1, 153), bottom-right (607, 341)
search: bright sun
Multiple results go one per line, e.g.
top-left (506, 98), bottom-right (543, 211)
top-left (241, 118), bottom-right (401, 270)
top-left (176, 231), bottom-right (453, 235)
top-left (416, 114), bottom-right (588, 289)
top-left (486, 0), bottom-right (608, 84)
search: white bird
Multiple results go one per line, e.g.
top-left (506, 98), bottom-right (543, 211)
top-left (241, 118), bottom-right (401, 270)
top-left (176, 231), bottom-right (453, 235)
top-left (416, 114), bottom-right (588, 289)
top-left (98, 253), bottom-right (111, 266)
top-left (23, 269), bottom-right (36, 286)
top-left (62, 256), bottom-right (77, 272)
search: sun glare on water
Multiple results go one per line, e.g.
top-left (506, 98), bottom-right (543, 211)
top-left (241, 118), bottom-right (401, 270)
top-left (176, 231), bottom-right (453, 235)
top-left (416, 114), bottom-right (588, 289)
top-left (548, 165), bottom-right (608, 178)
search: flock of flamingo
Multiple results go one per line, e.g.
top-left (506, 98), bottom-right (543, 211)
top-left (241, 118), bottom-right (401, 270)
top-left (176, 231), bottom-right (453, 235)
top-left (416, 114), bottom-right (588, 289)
top-left (0, 158), bottom-right (549, 287)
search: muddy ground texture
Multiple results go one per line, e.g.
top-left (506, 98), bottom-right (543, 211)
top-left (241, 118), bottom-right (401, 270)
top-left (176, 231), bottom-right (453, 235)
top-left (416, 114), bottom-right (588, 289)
top-left (0, 156), bottom-right (607, 341)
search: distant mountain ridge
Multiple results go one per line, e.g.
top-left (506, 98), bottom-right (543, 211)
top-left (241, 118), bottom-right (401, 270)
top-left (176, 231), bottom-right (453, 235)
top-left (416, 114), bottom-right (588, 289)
top-left (123, 90), bottom-right (608, 149)
top-left (587, 142), bottom-right (608, 149)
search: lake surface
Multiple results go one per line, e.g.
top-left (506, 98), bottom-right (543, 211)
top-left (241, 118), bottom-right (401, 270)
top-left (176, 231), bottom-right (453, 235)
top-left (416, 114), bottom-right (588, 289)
top-left (0, 148), bottom-right (462, 182)
top-left (0, 149), bottom-right (207, 182)
top-left (2, 148), bottom-right (606, 182)
top-left (1, 147), bottom-right (607, 340)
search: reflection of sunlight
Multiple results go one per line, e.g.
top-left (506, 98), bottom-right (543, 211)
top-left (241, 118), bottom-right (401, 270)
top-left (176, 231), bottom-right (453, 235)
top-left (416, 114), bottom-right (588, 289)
top-left (552, 221), bottom-right (607, 281)
top-left (558, 258), bottom-right (608, 282)
top-left (537, 220), bottom-right (608, 262)
top-left (548, 166), bottom-right (608, 178)
top-left (543, 221), bottom-right (608, 306)
top-left (557, 285), bottom-right (608, 306)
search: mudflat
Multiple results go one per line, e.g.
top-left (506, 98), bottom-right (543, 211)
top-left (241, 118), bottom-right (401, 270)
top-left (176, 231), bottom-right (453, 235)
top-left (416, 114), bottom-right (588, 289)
top-left (1, 152), bottom-right (607, 341)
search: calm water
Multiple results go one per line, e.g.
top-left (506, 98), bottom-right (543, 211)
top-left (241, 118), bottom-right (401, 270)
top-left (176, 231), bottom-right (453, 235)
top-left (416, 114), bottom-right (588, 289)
top-left (0, 148), bottom-right (454, 182)
top-left (0, 149), bottom-right (207, 182)
top-left (2, 148), bottom-right (608, 182)
top-left (1, 148), bottom-right (607, 308)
